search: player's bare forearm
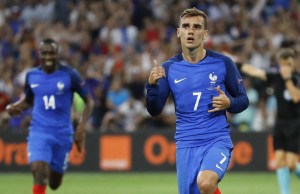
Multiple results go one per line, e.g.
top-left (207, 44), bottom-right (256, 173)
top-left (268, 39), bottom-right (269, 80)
top-left (222, 52), bottom-right (266, 81)
top-left (74, 96), bottom-right (93, 153)
top-left (74, 127), bottom-right (85, 153)
top-left (77, 96), bottom-right (94, 130)
top-left (6, 97), bottom-right (32, 117)
top-left (241, 64), bottom-right (267, 81)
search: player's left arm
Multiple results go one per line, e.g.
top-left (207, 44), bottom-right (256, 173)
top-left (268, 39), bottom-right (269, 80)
top-left (224, 57), bottom-right (249, 113)
top-left (76, 95), bottom-right (94, 131)
top-left (280, 65), bottom-right (300, 103)
top-left (70, 68), bottom-right (94, 153)
top-left (74, 94), bottom-right (93, 152)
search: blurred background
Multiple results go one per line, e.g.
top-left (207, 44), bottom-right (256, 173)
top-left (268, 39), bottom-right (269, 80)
top-left (0, 0), bottom-right (299, 193)
top-left (0, 0), bottom-right (300, 133)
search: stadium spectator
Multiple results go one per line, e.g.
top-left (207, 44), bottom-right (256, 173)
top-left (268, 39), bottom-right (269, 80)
top-left (117, 95), bottom-right (147, 132)
top-left (100, 76), bottom-right (130, 132)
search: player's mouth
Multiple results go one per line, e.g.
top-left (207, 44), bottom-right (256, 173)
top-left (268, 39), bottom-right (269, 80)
top-left (187, 37), bottom-right (194, 43)
top-left (45, 60), bottom-right (54, 66)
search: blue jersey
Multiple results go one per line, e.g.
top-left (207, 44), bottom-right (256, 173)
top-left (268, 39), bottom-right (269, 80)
top-left (146, 50), bottom-right (249, 148)
top-left (24, 63), bottom-right (88, 135)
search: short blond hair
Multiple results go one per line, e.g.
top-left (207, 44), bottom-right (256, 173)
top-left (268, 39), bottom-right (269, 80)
top-left (179, 7), bottom-right (208, 29)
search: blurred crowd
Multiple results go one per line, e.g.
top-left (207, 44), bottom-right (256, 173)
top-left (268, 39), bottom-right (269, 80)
top-left (0, 0), bottom-right (299, 134)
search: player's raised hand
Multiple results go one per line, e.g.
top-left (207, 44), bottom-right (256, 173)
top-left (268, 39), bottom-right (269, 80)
top-left (6, 104), bottom-right (23, 116)
top-left (148, 60), bottom-right (166, 85)
top-left (74, 125), bottom-right (86, 153)
top-left (208, 86), bottom-right (231, 113)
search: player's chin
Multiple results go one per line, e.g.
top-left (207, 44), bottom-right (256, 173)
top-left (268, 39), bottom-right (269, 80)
top-left (44, 60), bottom-right (55, 66)
top-left (185, 42), bottom-right (200, 49)
top-left (43, 63), bottom-right (54, 68)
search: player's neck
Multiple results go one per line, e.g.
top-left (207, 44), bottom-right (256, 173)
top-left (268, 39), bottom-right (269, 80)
top-left (182, 48), bottom-right (206, 64)
top-left (42, 64), bottom-right (58, 74)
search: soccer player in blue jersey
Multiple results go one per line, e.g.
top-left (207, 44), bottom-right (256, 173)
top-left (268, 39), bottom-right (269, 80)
top-left (6, 38), bottom-right (93, 194)
top-left (146, 8), bottom-right (249, 194)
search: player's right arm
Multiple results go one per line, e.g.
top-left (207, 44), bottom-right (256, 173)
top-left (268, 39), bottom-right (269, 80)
top-left (146, 60), bottom-right (170, 116)
top-left (6, 95), bottom-right (32, 117)
top-left (241, 64), bottom-right (267, 81)
top-left (6, 73), bottom-right (33, 117)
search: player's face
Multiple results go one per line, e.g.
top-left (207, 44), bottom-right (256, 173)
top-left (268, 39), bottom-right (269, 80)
top-left (177, 16), bottom-right (208, 50)
top-left (39, 43), bottom-right (58, 73)
top-left (279, 57), bottom-right (295, 69)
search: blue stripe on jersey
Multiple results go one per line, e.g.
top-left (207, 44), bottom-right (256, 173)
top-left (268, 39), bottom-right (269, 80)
top-left (24, 63), bottom-right (88, 135)
top-left (146, 50), bottom-right (249, 148)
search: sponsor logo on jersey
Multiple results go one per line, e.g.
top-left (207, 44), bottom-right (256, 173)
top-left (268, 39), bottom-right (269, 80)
top-left (30, 84), bottom-right (39, 88)
top-left (174, 78), bottom-right (187, 84)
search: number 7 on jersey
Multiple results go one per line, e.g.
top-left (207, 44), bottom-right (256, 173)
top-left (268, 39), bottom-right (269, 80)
top-left (193, 92), bottom-right (202, 111)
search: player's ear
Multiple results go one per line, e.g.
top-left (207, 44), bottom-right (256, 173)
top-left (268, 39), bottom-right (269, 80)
top-left (203, 30), bottom-right (208, 40)
top-left (177, 28), bottom-right (180, 38)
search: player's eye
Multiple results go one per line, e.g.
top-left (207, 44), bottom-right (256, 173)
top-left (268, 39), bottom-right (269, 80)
top-left (194, 25), bottom-right (201, 29)
top-left (182, 24), bottom-right (189, 29)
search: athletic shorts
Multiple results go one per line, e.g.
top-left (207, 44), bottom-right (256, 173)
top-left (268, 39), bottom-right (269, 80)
top-left (176, 138), bottom-right (233, 194)
top-left (273, 119), bottom-right (300, 153)
top-left (27, 131), bottom-right (73, 173)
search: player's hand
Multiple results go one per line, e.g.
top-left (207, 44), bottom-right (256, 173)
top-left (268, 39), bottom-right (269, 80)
top-left (6, 104), bottom-right (23, 117)
top-left (208, 86), bottom-right (231, 113)
top-left (148, 60), bottom-right (166, 85)
top-left (74, 125), bottom-right (86, 153)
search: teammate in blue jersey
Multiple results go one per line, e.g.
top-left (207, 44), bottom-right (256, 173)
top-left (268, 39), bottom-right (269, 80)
top-left (6, 38), bottom-right (93, 194)
top-left (146, 8), bottom-right (249, 194)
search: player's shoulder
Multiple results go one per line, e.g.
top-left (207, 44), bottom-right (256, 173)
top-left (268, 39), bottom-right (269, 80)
top-left (161, 54), bottom-right (183, 68)
top-left (26, 66), bottom-right (42, 76)
top-left (206, 50), bottom-right (232, 62)
top-left (206, 50), bottom-right (237, 70)
top-left (58, 62), bottom-right (81, 76)
top-left (58, 62), bottom-right (75, 72)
